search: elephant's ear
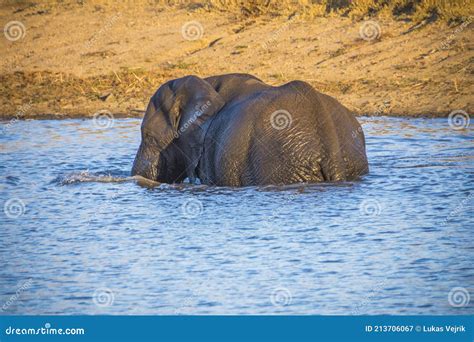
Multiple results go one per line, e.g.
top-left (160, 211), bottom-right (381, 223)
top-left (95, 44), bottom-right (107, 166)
top-left (172, 75), bottom-right (225, 134)
top-left (170, 76), bottom-right (226, 183)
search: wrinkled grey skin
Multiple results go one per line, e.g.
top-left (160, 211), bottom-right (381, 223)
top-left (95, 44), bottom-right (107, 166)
top-left (131, 73), bottom-right (368, 186)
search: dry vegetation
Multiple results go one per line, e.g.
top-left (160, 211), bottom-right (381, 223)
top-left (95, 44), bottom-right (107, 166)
top-left (49, 0), bottom-right (472, 22)
top-left (0, 0), bottom-right (473, 118)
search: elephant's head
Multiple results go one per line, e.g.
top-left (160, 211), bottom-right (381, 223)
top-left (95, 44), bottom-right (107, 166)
top-left (131, 75), bottom-right (225, 183)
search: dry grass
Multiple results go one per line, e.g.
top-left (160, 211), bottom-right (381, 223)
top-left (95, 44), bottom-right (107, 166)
top-left (200, 0), bottom-right (473, 23)
top-left (4, 0), bottom-right (473, 22)
top-left (350, 0), bottom-right (473, 22)
top-left (1, 0), bottom-right (472, 117)
top-left (0, 69), bottom-right (173, 114)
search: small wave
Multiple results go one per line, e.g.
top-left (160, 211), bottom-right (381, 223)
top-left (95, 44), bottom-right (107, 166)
top-left (53, 172), bottom-right (361, 191)
top-left (53, 171), bottom-right (194, 189)
top-left (54, 170), bottom-right (132, 185)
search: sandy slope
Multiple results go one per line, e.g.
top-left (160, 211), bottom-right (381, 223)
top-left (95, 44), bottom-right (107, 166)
top-left (0, 2), bottom-right (472, 118)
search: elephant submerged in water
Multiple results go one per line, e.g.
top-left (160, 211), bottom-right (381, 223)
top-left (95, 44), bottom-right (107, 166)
top-left (131, 73), bottom-right (368, 186)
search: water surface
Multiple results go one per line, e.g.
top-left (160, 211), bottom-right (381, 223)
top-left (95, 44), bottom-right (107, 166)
top-left (0, 117), bottom-right (473, 314)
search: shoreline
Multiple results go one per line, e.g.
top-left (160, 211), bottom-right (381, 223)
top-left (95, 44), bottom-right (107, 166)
top-left (1, 4), bottom-right (472, 120)
top-left (0, 110), bottom-right (461, 121)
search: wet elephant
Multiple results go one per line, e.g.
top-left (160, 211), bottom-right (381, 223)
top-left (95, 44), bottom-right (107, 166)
top-left (131, 73), bottom-right (368, 186)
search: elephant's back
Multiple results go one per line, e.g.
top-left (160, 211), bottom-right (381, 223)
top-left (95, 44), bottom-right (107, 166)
top-left (247, 82), bottom-right (368, 183)
top-left (247, 83), bottom-right (330, 184)
top-left (205, 73), bottom-right (269, 104)
top-left (201, 80), bottom-right (369, 185)
top-left (202, 84), bottom-right (323, 185)
top-left (200, 97), bottom-right (257, 186)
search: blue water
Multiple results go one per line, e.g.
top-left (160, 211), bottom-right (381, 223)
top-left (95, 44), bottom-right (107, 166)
top-left (0, 117), bottom-right (473, 315)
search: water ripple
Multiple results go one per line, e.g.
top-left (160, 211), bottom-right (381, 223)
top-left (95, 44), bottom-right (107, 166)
top-left (0, 117), bottom-right (473, 315)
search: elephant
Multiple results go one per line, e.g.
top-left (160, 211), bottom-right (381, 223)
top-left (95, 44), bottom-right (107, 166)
top-left (131, 73), bottom-right (368, 186)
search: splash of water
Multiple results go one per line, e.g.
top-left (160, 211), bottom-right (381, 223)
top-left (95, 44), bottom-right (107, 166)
top-left (54, 170), bottom-right (131, 185)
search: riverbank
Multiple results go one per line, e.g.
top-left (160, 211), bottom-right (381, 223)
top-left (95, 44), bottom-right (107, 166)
top-left (1, 1), bottom-right (473, 119)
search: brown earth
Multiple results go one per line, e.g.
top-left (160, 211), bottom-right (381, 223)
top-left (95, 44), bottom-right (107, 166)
top-left (0, 2), bottom-right (473, 119)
